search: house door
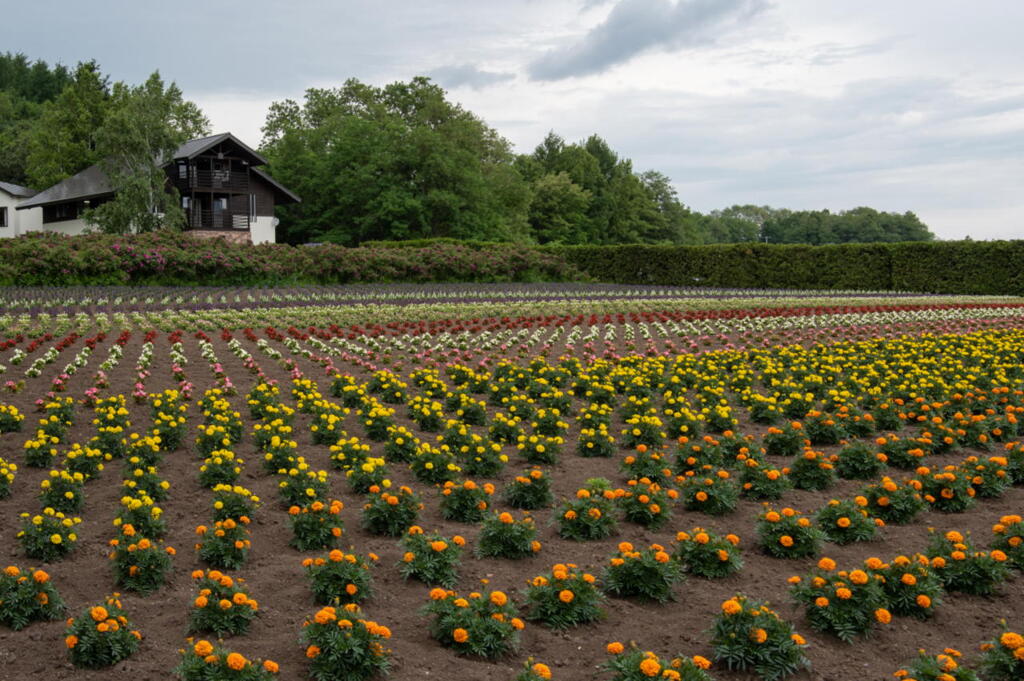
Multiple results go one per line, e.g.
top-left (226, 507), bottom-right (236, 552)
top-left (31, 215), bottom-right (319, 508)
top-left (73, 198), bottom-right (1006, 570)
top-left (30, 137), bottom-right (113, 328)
top-left (212, 197), bottom-right (228, 229)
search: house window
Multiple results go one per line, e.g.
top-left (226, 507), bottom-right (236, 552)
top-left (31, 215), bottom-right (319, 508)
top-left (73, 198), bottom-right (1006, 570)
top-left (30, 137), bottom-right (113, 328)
top-left (178, 162), bottom-right (188, 179)
top-left (249, 194), bottom-right (256, 220)
top-left (0, 206), bottom-right (7, 228)
top-left (43, 202), bottom-right (81, 224)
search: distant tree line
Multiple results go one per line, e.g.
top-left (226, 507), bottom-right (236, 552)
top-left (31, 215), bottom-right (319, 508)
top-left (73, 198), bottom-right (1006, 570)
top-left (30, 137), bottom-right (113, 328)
top-left (1, 56), bottom-right (934, 245)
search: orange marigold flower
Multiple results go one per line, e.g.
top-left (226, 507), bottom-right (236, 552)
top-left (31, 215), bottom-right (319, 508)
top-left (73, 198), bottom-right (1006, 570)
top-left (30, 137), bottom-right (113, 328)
top-left (559, 589), bottom-right (574, 603)
top-left (194, 640), bottom-right (214, 657)
top-left (305, 645), bottom-right (320, 659)
top-left (607, 641), bottom-right (625, 655)
top-left (226, 653), bottom-right (247, 670)
top-left (453, 628), bottom-right (469, 643)
top-left (639, 657), bottom-right (661, 677)
top-left (1000, 632), bottom-right (1024, 649)
top-left (490, 591), bottom-right (508, 606)
top-left (875, 608), bottom-right (892, 624)
top-left (721, 599), bottom-right (742, 615)
top-left (532, 662), bottom-right (552, 679)
top-left (263, 660), bottom-right (280, 673)
top-left (65, 635), bottom-right (78, 649)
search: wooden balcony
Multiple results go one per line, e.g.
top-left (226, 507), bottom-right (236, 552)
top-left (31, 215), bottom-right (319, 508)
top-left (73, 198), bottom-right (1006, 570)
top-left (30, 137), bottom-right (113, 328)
top-left (175, 169), bottom-right (249, 192)
top-left (186, 209), bottom-right (250, 231)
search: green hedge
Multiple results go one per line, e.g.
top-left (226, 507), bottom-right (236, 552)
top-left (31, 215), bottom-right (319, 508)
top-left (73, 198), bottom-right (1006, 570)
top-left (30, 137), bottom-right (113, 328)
top-left (1, 233), bottom-right (1021, 294)
top-left (544, 241), bottom-right (1024, 295)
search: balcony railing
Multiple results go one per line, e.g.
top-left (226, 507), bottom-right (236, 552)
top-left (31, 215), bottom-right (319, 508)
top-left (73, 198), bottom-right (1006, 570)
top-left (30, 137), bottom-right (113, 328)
top-left (186, 210), bottom-right (250, 231)
top-left (175, 169), bottom-right (249, 192)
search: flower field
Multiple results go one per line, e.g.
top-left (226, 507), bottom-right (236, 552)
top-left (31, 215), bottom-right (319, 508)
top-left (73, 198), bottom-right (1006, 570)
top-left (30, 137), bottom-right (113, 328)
top-left (0, 284), bottom-right (1022, 681)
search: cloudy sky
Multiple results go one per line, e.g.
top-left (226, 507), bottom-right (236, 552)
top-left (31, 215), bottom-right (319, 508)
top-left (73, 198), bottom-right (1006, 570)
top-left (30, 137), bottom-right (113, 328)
top-left (4, 0), bottom-right (1023, 239)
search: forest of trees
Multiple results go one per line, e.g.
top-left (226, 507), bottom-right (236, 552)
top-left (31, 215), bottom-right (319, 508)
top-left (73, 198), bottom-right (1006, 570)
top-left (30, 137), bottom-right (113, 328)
top-left (2, 53), bottom-right (935, 245)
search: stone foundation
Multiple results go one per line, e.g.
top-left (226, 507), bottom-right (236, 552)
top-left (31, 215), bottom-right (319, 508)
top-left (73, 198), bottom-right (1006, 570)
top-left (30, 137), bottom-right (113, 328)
top-left (188, 230), bottom-right (252, 244)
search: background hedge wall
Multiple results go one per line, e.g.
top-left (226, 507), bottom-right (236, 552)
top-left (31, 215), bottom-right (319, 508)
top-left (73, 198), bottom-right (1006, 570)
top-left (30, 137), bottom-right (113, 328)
top-left (544, 241), bottom-right (1024, 295)
top-left (0, 233), bottom-right (1021, 294)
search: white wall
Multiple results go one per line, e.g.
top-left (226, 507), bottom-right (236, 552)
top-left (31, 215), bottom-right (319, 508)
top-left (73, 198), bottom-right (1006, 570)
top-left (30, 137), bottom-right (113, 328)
top-left (0, 196), bottom-right (85, 237)
top-left (0, 192), bottom-right (16, 238)
top-left (250, 216), bottom-right (277, 244)
top-left (17, 205), bottom-right (44, 235)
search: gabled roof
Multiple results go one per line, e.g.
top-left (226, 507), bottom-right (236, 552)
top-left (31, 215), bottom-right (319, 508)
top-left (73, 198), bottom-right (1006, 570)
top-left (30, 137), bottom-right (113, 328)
top-left (16, 132), bottom-right (295, 211)
top-left (252, 167), bottom-right (301, 204)
top-left (0, 181), bottom-right (37, 199)
top-left (15, 165), bottom-right (113, 210)
top-left (170, 132), bottom-right (268, 166)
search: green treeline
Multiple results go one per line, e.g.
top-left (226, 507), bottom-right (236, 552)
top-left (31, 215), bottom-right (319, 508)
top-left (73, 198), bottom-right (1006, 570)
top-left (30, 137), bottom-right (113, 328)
top-left (2, 54), bottom-right (936, 247)
top-left (261, 77), bottom-right (934, 246)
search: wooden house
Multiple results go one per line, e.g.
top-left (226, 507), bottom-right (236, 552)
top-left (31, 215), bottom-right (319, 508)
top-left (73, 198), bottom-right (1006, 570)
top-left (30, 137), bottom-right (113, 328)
top-left (10, 132), bottom-right (299, 243)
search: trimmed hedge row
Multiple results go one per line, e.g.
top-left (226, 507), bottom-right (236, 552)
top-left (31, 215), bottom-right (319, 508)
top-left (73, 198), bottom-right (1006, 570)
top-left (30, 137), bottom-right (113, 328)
top-left (0, 233), bottom-right (1020, 295)
top-left (544, 242), bottom-right (1024, 295)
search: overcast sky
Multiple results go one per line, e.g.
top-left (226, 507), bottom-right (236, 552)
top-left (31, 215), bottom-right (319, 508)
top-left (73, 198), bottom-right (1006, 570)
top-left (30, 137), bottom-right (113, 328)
top-left (4, 0), bottom-right (1023, 239)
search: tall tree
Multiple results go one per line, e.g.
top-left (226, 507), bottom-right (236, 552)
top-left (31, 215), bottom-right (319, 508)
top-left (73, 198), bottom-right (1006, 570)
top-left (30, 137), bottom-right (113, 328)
top-left (528, 171), bottom-right (590, 244)
top-left (84, 72), bottom-right (209, 233)
top-left (261, 77), bottom-right (531, 244)
top-left (0, 92), bottom-right (40, 184)
top-left (639, 171), bottom-right (704, 244)
top-left (25, 61), bottom-right (110, 189)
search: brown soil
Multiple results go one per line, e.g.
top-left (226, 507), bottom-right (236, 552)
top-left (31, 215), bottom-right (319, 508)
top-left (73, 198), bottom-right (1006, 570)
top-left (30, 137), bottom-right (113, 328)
top-left (0, 332), bottom-right (1021, 681)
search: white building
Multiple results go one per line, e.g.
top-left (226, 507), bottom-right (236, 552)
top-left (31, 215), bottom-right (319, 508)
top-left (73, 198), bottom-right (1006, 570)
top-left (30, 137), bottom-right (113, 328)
top-left (0, 181), bottom-right (43, 237)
